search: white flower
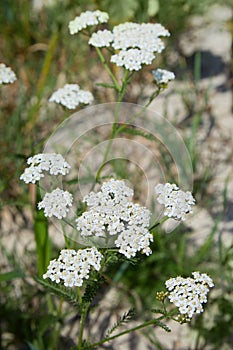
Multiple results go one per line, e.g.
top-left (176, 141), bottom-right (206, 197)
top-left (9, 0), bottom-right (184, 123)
top-left (83, 179), bottom-right (134, 207)
top-left (115, 226), bottom-right (153, 259)
top-left (0, 63), bottom-right (17, 84)
top-left (20, 153), bottom-right (71, 184)
top-left (165, 272), bottom-right (214, 319)
top-left (89, 29), bottom-right (113, 47)
top-left (155, 183), bottom-right (195, 221)
top-left (112, 22), bottom-right (169, 52)
top-left (43, 247), bottom-right (103, 287)
top-left (19, 166), bottom-right (44, 184)
top-left (69, 10), bottom-right (109, 35)
top-left (49, 84), bottom-right (94, 109)
top-left (76, 179), bottom-right (153, 258)
top-left (38, 188), bottom-right (73, 219)
top-left (152, 68), bottom-right (175, 84)
top-left (111, 49), bottom-right (155, 71)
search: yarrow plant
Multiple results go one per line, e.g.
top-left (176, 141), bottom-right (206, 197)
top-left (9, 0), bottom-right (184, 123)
top-left (18, 9), bottom-right (215, 350)
top-left (152, 68), bottom-right (175, 85)
top-left (155, 183), bottom-right (195, 220)
top-left (87, 22), bottom-right (170, 71)
top-left (20, 153), bottom-right (70, 183)
top-left (165, 272), bottom-right (214, 321)
top-left (20, 149), bottom-right (214, 348)
top-left (76, 179), bottom-right (153, 258)
top-left (0, 63), bottom-right (17, 84)
top-left (68, 10), bottom-right (109, 34)
top-left (38, 188), bottom-right (73, 219)
top-left (49, 84), bottom-right (94, 109)
top-left (43, 247), bottom-right (103, 287)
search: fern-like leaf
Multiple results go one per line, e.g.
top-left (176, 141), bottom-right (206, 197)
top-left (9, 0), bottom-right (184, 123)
top-left (82, 274), bottom-right (105, 305)
top-left (151, 308), bottom-right (166, 315)
top-left (105, 308), bottom-right (135, 337)
top-left (153, 320), bottom-right (171, 332)
top-left (35, 276), bottom-right (81, 310)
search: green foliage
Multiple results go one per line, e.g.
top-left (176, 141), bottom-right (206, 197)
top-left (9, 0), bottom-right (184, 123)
top-left (105, 308), bottom-right (135, 337)
top-left (153, 320), bottom-right (171, 332)
top-left (82, 273), bottom-right (105, 305)
top-left (35, 276), bottom-right (81, 308)
top-left (34, 192), bottom-right (51, 277)
top-left (0, 269), bottom-right (24, 282)
top-left (100, 0), bottom-right (139, 23)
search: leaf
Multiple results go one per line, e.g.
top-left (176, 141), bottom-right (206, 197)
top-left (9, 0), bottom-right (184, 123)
top-left (154, 320), bottom-right (171, 332)
top-left (148, 0), bottom-right (159, 17)
top-left (105, 309), bottom-right (135, 337)
top-left (117, 125), bottom-right (157, 142)
top-left (82, 274), bottom-right (105, 304)
top-left (35, 276), bottom-right (81, 309)
top-left (101, 0), bottom-right (139, 23)
top-left (96, 82), bottom-right (116, 89)
top-left (151, 308), bottom-right (166, 315)
top-left (0, 269), bottom-right (25, 282)
top-left (34, 189), bottom-right (51, 276)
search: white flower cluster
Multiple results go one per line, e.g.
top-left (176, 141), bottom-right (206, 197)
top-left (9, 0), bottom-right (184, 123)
top-left (155, 183), bottom-right (195, 221)
top-left (0, 63), bottom-right (17, 84)
top-left (89, 22), bottom-right (170, 71)
top-left (111, 49), bottom-right (155, 71)
top-left (20, 153), bottom-right (71, 184)
top-left (76, 179), bottom-right (153, 258)
top-left (69, 10), bottom-right (109, 35)
top-left (88, 29), bottom-right (113, 48)
top-left (38, 188), bottom-right (73, 219)
top-left (112, 23), bottom-right (169, 51)
top-left (49, 84), bottom-right (94, 109)
top-left (43, 248), bottom-right (103, 287)
top-left (152, 68), bottom-right (175, 84)
top-left (165, 272), bottom-right (214, 319)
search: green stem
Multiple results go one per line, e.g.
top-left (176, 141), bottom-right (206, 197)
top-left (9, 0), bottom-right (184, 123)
top-left (90, 316), bottom-right (165, 348)
top-left (149, 216), bottom-right (169, 232)
top-left (51, 298), bottom-right (63, 349)
top-left (144, 87), bottom-right (162, 108)
top-left (114, 86), bottom-right (162, 137)
top-left (95, 47), bottom-right (121, 92)
top-left (77, 305), bottom-right (89, 350)
top-left (95, 70), bottom-right (130, 183)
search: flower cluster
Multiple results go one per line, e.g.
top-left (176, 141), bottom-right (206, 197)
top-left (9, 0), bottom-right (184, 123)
top-left (76, 179), bottom-right (153, 258)
top-left (112, 23), bottom-right (169, 51)
top-left (152, 68), bottom-right (175, 85)
top-left (49, 84), bottom-right (94, 109)
top-left (165, 272), bottom-right (214, 319)
top-left (20, 153), bottom-right (71, 184)
top-left (88, 22), bottom-right (170, 71)
top-left (38, 188), bottom-right (73, 219)
top-left (69, 10), bottom-right (109, 35)
top-left (111, 49), bottom-right (155, 71)
top-left (155, 183), bottom-right (195, 221)
top-left (88, 29), bottom-right (113, 48)
top-left (43, 248), bottom-right (103, 287)
top-left (0, 63), bottom-right (17, 84)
